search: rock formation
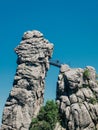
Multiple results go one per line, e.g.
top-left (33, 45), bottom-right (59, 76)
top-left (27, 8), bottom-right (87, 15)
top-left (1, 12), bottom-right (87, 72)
top-left (56, 65), bottom-right (98, 130)
top-left (1, 30), bottom-right (53, 130)
top-left (1, 30), bottom-right (98, 130)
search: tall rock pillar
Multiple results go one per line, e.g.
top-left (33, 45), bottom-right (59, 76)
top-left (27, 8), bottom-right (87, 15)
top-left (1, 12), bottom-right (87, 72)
top-left (1, 30), bottom-right (53, 130)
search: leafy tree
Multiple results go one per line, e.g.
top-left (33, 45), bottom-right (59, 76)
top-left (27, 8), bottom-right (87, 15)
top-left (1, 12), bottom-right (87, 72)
top-left (29, 100), bottom-right (60, 130)
top-left (30, 120), bottom-right (51, 130)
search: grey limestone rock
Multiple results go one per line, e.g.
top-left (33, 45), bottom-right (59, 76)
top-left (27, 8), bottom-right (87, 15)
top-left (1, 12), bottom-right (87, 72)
top-left (56, 65), bottom-right (98, 130)
top-left (1, 30), bottom-right (98, 130)
top-left (1, 30), bottom-right (53, 130)
top-left (54, 122), bottom-right (65, 130)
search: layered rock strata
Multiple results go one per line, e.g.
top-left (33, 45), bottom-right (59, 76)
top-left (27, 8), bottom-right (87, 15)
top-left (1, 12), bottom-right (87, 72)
top-left (1, 30), bottom-right (53, 130)
top-left (57, 65), bottom-right (98, 130)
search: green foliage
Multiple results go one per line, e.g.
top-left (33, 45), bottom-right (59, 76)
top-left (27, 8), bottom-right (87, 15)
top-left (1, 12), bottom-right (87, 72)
top-left (31, 118), bottom-right (38, 124)
top-left (89, 97), bottom-right (98, 105)
top-left (29, 100), bottom-right (60, 130)
top-left (83, 69), bottom-right (90, 80)
top-left (30, 120), bottom-right (51, 130)
top-left (94, 128), bottom-right (97, 130)
top-left (83, 84), bottom-right (89, 88)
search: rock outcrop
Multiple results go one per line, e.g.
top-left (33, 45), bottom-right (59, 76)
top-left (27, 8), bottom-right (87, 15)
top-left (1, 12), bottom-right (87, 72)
top-left (1, 30), bottom-right (53, 130)
top-left (56, 65), bottom-right (98, 130)
top-left (1, 30), bottom-right (98, 130)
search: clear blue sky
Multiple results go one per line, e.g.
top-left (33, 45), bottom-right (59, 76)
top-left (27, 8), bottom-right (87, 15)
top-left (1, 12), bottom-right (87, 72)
top-left (0, 0), bottom-right (98, 125)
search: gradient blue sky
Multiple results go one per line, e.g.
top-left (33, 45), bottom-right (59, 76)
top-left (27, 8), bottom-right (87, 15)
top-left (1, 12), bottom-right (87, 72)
top-left (0, 0), bottom-right (98, 125)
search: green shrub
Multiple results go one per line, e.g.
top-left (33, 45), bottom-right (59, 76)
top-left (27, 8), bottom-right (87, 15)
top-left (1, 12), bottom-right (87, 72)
top-left (29, 100), bottom-right (60, 130)
top-left (83, 84), bottom-right (89, 88)
top-left (83, 69), bottom-right (90, 80)
top-left (89, 97), bottom-right (98, 105)
top-left (30, 120), bottom-right (51, 130)
top-left (31, 118), bottom-right (38, 124)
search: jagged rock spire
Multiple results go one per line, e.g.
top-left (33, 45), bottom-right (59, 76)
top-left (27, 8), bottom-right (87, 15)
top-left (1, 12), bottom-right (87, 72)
top-left (1, 30), bottom-right (53, 130)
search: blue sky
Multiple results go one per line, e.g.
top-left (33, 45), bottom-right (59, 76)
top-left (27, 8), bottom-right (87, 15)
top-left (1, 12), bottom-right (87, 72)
top-left (0, 0), bottom-right (98, 125)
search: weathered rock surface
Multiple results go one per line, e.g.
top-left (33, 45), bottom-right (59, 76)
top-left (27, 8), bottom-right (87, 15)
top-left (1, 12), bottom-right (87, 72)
top-left (54, 122), bottom-right (65, 130)
top-left (56, 65), bottom-right (98, 130)
top-left (1, 30), bottom-right (53, 130)
top-left (1, 30), bottom-right (98, 130)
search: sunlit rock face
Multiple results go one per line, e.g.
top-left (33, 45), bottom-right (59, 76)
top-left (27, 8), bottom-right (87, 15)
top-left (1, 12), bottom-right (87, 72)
top-left (1, 30), bottom-right (98, 130)
top-left (56, 65), bottom-right (98, 130)
top-left (1, 30), bottom-right (53, 130)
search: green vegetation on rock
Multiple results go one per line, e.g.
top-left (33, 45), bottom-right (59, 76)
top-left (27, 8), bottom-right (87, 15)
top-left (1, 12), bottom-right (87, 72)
top-left (89, 97), bottom-right (98, 105)
top-left (83, 84), bottom-right (89, 88)
top-left (83, 69), bottom-right (90, 80)
top-left (29, 100), bottom-right (60, 130)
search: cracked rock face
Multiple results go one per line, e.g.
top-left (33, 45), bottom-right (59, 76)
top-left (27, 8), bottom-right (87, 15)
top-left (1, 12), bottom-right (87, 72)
top-left (1, 30), bottom-right (53, 130)
top-left (56, 65), bottom-right (98, 130)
